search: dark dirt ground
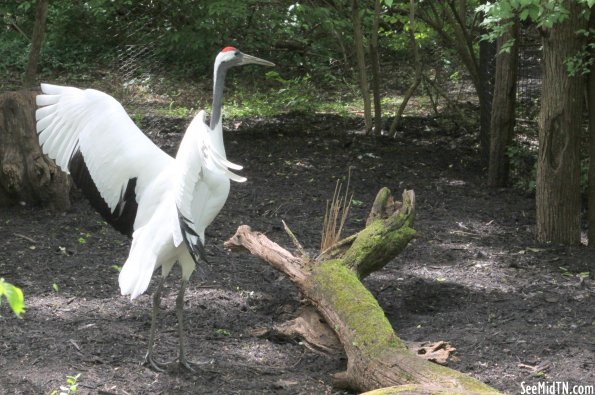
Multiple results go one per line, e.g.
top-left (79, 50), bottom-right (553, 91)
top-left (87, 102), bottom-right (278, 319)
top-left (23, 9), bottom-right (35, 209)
top-left (0, 114), bottom-right (593, 394)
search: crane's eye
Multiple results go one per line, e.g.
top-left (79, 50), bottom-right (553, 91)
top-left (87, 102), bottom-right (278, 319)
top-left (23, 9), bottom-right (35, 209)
top-left (234, 51), bottom-right (240, 57)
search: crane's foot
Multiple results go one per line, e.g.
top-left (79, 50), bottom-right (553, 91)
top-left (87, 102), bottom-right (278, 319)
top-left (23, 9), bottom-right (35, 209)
top-left (143, 352), bottom-right (168, 372)
top-left (177, 355), bottom-right (214, 374)
top-left (178, 357), bottom-right (197, 373)
top-left (143, 353), bottom-right (213, 374)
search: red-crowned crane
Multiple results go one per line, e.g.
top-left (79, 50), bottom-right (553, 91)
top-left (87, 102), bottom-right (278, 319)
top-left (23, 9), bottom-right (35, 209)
top-left (35, 47), bottom-right (274, 371)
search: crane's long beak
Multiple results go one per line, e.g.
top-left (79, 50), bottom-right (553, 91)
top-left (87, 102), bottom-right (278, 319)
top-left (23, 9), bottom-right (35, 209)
top-left (240, 53), bottom-right (275, 67)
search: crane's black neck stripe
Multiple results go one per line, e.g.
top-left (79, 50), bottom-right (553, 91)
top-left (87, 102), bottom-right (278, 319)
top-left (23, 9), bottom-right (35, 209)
top-left (68, 149), bottom-right (138, 237)
top-left (210, 65), bottom-right (228, 130)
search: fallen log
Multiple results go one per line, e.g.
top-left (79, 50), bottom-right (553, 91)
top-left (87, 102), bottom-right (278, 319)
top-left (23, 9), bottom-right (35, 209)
top-left (225, 188), bottom-right (501, 394)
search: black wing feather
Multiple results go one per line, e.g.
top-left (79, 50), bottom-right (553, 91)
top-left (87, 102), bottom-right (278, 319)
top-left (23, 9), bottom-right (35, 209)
top-left (68, 149), bottom-right (138, 237)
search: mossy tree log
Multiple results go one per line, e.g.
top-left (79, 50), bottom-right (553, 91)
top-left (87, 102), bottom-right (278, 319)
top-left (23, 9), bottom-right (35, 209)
top-left (0, 91), bottom-right (71, 210)
top-left (225, 188), bottom-right (501, 394)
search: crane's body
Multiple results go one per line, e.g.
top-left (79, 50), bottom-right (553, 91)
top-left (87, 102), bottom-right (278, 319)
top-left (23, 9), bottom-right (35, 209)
top-left (35, 47), bottom-right (274, 370)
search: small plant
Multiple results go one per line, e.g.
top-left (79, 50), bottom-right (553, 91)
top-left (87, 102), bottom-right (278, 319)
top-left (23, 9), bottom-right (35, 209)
top-left (0, 278), bottom-right (25, 317)
top-left (51, 373), bottom-right (80, 395)
top-left (159, 102), bottom-right (192, 118)
top-left (559, 266), bottom-right (573, 277)
top-left (577, 271), bottom-right (590, 280)
top-left (320, 171), bottom-right (353, 252)
top-left (214, 328), bottom-right (231, 337)
top-left (133, 112), bottom-right (143, 128)
top-left (52, 283), bottom-right (60, 292)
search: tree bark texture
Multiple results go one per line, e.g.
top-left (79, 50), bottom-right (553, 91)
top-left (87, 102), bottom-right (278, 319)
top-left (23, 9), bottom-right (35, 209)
top-left (536, 1), bottom-right (587, 245)
top-left (0, 91), bottom-right (71, 210)
top-left (225, 188), bottom-right (501, 394)
top-left (369, 0), bottom-right (382, 136)
top-left (351, 0), bottom-right (373, 133)
top-left (587, 11), bottom-right (595, 246)
top-left (479, 39), bottom-right (496, 163)
top-left (487, 20), bottom-right (519, 187)
top-left (390, 0), bottom-right (422, 137)
top-left (23, 0), bottom-right (49, 88)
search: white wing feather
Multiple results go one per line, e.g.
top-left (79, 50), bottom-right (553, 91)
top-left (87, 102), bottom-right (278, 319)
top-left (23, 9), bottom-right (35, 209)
top-left (35, 83), bottom-right (172, 213)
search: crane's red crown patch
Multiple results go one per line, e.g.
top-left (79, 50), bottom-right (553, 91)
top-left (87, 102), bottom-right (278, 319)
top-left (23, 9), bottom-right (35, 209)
top-left (221, 46), bottom-right (237, 52)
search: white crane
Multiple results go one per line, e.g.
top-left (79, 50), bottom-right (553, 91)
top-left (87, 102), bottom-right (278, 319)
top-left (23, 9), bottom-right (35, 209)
top-left (35, 47), bottom-right (274, 371)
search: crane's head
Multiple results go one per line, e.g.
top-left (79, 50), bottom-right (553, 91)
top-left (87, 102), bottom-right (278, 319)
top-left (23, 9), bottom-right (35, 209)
top-left (215, 47), bottom-right (275, 70)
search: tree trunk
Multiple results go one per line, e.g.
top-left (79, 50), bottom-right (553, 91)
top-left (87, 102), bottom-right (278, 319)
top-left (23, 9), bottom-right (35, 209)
top-left (0, 91), bottom-right (71, 210)
top-left (225, 188), bottom-right (501, 394)
top-left (23, 0), bottom-right (49, 88)
top-left (478, 2), bottom-right (497, 163)
top-left (487, 20), bottom-right (519, 187)
top-left (588, 12), bottom-right (595, 246)
top-left (390, 0), bottom-right (422, 137)
top-left (536, 0), bottom-right (587, 245)
top-left (479, 41), bottom-right (496, 163)
top-left (351, 0), bottom-right (373, 133)
top-left (369, 0), bottom-right (382, 136)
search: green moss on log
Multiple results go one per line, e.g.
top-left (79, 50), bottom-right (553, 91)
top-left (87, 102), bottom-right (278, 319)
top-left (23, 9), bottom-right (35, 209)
top-left (311, 259), bottom-right (407, 357)
top-left (343, 218), bottom-right (416, 277)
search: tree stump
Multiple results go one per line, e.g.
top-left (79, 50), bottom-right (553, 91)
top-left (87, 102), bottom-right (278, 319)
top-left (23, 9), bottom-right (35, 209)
top-left (225, 188), bottom-right (501, 394)
top-left (0, 90), bottom-right (71, 210)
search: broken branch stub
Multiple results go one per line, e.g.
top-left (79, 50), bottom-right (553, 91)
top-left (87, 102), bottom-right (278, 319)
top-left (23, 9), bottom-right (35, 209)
top-left (343, 188), bottom-right (416, 278)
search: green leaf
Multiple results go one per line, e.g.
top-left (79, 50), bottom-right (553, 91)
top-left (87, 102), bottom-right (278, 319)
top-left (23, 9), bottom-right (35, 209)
top-left (0, 278), bottom-right (25, 317)
top-left (352, 199), bottom-right (364, 207)
top-left (528, 5), bottom-right (540, 21)
top-left (577, 272), bottom-right (590, 280)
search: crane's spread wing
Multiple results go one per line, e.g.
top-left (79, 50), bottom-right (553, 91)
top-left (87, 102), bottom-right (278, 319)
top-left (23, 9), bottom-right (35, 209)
top-left (36, 83), bottom-right (172, 236)
top-left (173, 110), bottom-right (246, 264)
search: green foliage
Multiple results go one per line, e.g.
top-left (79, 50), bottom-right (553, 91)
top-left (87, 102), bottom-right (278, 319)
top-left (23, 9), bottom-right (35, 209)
top-left (479, 0), bottom-right (592, 37)
top-left (159, 103), bottom-right (192, 118)
top-left (506, 142), bottom-right (537, 193)
top-left (0, 33), bottom-right (29, 73)
top-left (214, 328), bottom-right (231, 337)
top-left (223, 71), bottom-right (314, 117)
top-left (478, 0), bottom-right (571, 34)
top-left (507, 140), bottom-right (592, 194)
top-left (50, 373), bottom-right (81, 395)
top-left (480, 0), bottom-right (593, 73)
top-left (564, 28), bottom-right (595, 76)
top-left (0, 278), bottom-right (25, 317)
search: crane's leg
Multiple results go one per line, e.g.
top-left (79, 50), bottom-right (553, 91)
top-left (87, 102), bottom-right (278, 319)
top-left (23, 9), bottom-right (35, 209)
top-left (175, 278), bottom-right (196, 372)
top-left (143, 276), bottom-right (167, 372)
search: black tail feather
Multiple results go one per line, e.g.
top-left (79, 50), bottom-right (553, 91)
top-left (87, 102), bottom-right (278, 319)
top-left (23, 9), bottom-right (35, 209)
top-left (177, 208), bottom-right (209, 265)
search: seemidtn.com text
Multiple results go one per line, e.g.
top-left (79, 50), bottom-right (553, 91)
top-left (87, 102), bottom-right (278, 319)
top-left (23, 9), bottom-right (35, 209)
top-left (521, 382), bottom-right (594, 395)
